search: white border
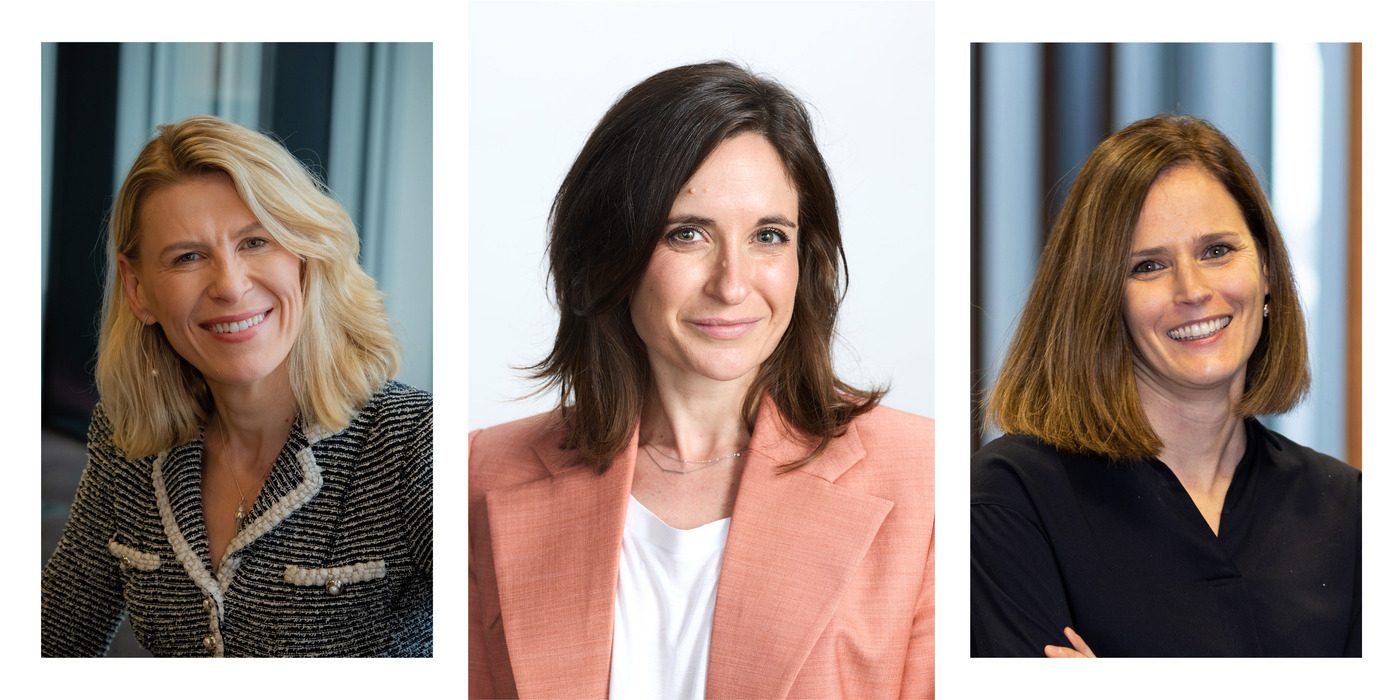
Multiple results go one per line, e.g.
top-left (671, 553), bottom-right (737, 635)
top-left (935, 0), bottom-right (1393, 697)
top-left (7, 0), bottom-right (470, 696)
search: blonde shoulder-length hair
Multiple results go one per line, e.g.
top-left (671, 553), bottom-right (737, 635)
top-left (96, 115), bottom-right (400, 457)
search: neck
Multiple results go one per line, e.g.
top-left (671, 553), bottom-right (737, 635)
top-left (639, 373), bottom-right (754, 460)
top-left (207, 362), bottom-right (298, 458)
top-left (1136, 372), bottom-right (1247, 490)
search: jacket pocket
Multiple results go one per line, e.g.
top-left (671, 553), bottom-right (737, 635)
top-left (283, 559), bottom-right (387, 595)
top-left (107, 538), bottom-right (160, 572)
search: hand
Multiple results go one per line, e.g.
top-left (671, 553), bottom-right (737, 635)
top-left (1044, 627), bottom-right (1096, 658)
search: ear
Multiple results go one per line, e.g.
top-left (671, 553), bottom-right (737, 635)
top-left (118, 255), bottom-right (155, 325)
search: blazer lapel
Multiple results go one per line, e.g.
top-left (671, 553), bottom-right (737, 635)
top-left (486, 431), bottom-right (637, 699)
top-left (706, 399), bottom-right (892, 698)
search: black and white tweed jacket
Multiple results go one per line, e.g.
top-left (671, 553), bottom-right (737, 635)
top-left (41, 381), bottom-right (432, 657)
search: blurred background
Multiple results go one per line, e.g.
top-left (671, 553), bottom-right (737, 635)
top-left (40, 42), bottom-right (432, 655)
top-left (971, 43), bottom-right (1361, 467)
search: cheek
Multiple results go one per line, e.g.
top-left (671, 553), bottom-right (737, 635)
top-left (629, 272), bottom-right (671, 337)
top-left (762, 258), bottom-right (800, 311)
top-left (1120, 286), bottom-right (1159, 341)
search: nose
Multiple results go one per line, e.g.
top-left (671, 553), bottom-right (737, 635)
top-left (704, 243), bottom-right (752, 305)
top-left (208, 255), bottom-right (253, 302)
top-left (1172, 261), bottom-right (1212, 306)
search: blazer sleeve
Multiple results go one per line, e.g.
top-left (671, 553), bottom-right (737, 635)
top-left (899, 517), bottom-right (934, 698)
top-left (41, 405), bottom-right (127, 657)
top-left (402, 402), bottom-right (434, 577)
top-left (970, 444), bottom-right (1075, 657)
top-left (468, 428), bottom-right (513, 698)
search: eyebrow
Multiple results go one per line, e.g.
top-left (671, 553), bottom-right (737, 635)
top-left (666, 214), bottom-right (798, 228)
top-left (155, 221), bottom-right (265, 259)
top-left (1129, 231), bottom-right (1243, 258)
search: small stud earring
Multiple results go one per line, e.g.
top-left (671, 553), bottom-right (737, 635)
top-left (1263, 303), bottom-right (1270, 318)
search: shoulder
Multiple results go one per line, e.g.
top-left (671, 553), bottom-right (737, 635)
top-left (971, 433), bottom-right (1077, 509)
top-left (849, 403), bottom-right (934, 453)
top-left (973, 433), bottom-right (1067, 472)
top-left (828, 404), bottom-right (933, 511)
top-left (314, 382), bottom-right (432, 473)
top-left (353, 380), bottom-right (433, 428)
top-left (1252, 419), bottom-right (1360, 492)
top-left (84, 402), bottom-right (143, 468)
top-left (468, 410), bottom-right (565, 498)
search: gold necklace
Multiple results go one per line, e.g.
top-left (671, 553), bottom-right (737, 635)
top-left (211, 420), bottom-right (266, 531)
top-left (642, 443), bottom-right (744, 475)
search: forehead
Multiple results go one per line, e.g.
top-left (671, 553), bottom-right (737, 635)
top-left (670, 132), bottom-right (797, 215)
top-left (137, 173), bottom-right (255, 235)
top-left (1132, 164), bottom-right (1249, 244)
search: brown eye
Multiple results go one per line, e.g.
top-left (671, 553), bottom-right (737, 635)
top-left (666, 227), bottom-right (702, 243)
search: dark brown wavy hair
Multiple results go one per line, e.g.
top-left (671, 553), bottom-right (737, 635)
top-left (529, 61), bottom-right (884, 471)
top-left (986, 114), bottom-right (1309, 460)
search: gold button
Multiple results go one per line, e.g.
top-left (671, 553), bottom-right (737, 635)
top-left (202, 634), bottom-right (215, 651)
top-left (120, 556), bottom-right (130, 567)
top-left (202, 598), bottom-right (212, 612)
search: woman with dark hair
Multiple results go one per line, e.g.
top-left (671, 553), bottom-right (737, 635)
top-left (469, 62), bottom-right (933, 697)
top-left (972, 115), bottom-right (1359, 657)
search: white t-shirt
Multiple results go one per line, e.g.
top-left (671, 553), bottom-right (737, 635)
top-left (608, 495), bottom-right (731, 700)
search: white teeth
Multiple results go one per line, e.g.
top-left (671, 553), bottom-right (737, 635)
top-left (209, 312), bottom-right (267, 334)
top-left (1167, 316), bottom-right (1231, 341)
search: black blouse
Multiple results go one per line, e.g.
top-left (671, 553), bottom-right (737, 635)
top-left (971, 418), bottom-right (1360, 657)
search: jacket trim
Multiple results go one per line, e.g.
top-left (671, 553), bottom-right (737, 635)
top-left (284, 559), bottom-right (387, 587)
top-left (106, 538), bottom-right (160, 571)
top-left (152, 447), bottom-right (226, 656)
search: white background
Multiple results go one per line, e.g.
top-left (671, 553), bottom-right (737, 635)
top-left (467, 0), bottom-right (936, 429)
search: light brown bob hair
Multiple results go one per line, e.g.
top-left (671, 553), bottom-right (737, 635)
top-left (530, 61), bottom-right (884, 471)
top-left (987, 114), bottom-right (1309, 460)
top-left (97, 116), bottom-right (400, 457)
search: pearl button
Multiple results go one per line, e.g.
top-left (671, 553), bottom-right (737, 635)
top-left (120, 556), bottom-right (130, 567)
top-left (202, 598), bottom-right (212, 612)
top-left (326, 580), bottom-right (342, 595)
top-left (202, 634), bottom-right (215, 651)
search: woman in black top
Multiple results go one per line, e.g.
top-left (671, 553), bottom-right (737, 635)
top-left (972, 115), bottom-right (1360, 657)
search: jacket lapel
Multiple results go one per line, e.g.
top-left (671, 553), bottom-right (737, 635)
top-left (487, 431), bottom-right (637, 699)
top-left (706, 399), bottom-right (892, 698)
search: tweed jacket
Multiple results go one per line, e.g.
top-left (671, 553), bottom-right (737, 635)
top-left (41, 381), bottom-right (433, 657)
top-left (469, 398), bottom-right (934, 699)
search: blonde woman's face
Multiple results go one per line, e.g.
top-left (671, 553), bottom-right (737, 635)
top-left (119, 173), bottom-right (304, 396)
top-left (1121, 164), bottom-right (1268, 401)
top-left (629, 132), bottom-right (800, 390)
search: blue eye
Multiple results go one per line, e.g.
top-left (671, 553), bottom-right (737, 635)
top-left (172, 251), bottom-right (202, 265)
top-left (1203, 243), bottom-right (1232, 258)
top-left (1132, 260), bottom-right (1164, 275)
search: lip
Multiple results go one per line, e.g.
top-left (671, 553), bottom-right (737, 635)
top-left (200, 307), bottom-right (274, 342)
top-left (688, 317), bottom-right (762, 340)
top-left (1166, 314), bottom-right (1232, 343)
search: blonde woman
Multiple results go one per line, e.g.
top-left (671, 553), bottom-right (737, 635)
top-left (41, 116), bottom-right (432, 657)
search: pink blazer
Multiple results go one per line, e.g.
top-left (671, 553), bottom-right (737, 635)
top-left (469, 398), bottom-right (934, 699)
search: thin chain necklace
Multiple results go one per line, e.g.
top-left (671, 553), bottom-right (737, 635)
top-left (642, 443), bottom-right (744, 475)
top-left (211, 419), bottom-right (269, 531)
